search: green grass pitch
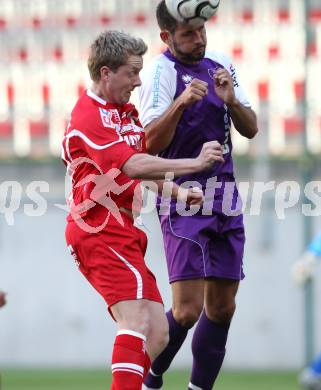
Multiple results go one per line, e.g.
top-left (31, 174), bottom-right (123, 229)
top-left (0, 369), bottom-right (301, 389)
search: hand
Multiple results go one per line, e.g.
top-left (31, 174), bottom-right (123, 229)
top-left (197, 141), bottom-right (224, 170)
top-left (214, 68), bottom-right (237, 105)
top-left (291, 252), bottom-right (317, 285)
top-left (0, 291), bottom-right (6, 308)
top-left (177, 187), bottom-right (204, 207)
top-left (178, 78), bottom-right (208, 107)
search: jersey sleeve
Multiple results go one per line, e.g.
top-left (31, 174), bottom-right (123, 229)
top-left (207, 51), bottom-right (252, 108)
top-left (138, 56), bottom-right (177, 127)
top-left (67, 121), bottom-right (136, 174)
top-left (227, 62), bottom-right (251, 108)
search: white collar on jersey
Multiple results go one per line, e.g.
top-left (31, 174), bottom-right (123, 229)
top-left (86, 89), bottom-right (107, 105)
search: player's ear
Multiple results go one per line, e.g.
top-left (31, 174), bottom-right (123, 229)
top-left (160, 30), bottom-right (170, 45)
top-left (100, 66), bottom-right (112, 81)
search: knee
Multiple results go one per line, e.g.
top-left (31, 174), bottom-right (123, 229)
top-left (206, 302), bottom-right (236, 324)
top-left (173, 305), bottom-right (202, 328)
top-left (119, 307), bottom-right (151, 337)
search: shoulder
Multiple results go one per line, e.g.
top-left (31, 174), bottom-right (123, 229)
top-left (205, 50), bottom-right (233, 70)
top-left (141, 54), bottom-right (176, 79)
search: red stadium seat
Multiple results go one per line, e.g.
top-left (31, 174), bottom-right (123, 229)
top-left (208, 14), bottom-right (218, 24)
top-left (66, 16), bottom-right (78, 28)
top-left (0, 18), bottom-right (6, 30)
top-left (277, 9), bottom-right (290, 23)
top-left (100, 14), bottom-right (112, 26)
top-left (133, 12), bottom-right (147, 25)
top-left (283, 116), bottom-right (304, 135)
top-left (241, 9), bottom-right (254, 23)
top-left (32, 17), bottom-right (42, 29)
top-left (268, 44), bottom-right (280, 60)
top-left (309, 8), bottom-right (321, 23)
top-left (7, 83), bottom-right (14, 106)
top-left (294, 80), bottom-right (305, 102)
top-left (232, 44), bottom-right (243, 60)
top-left (18, 48), bottom-right (28, 62)
top-left (53, 46), bottom-right (63, 62)
top-left (307, 41), bottom-right (318, 57)
top-left (0, 121), bottom-right (13, 138)
top-left (42, 84), bottom-right (50, 106)
top-left (29, 120), bottom-right (49, 137)
top-left (257, 81), bottom-right (269, 102)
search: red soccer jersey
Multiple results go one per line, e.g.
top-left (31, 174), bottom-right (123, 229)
top-left (62, 89), bottom-right (145, 225)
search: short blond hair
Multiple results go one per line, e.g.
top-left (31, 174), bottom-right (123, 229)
top-left (88, 30), bottom-right (148, 82)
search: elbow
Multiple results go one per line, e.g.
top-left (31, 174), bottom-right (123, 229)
top-left (146, 139), bottom-right (162, 156)
top-left (123, 166), bottom-right (140, 179)
top-left (246, 126), bottom-right (259, 139)
top-left (122, 159), bottom-right (141, 179)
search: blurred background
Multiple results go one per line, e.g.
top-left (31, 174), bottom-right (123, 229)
top-left (1, 0), bottom-right (321, 389)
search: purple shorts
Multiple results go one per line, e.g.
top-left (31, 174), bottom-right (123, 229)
top-left (158, 210), bottom-right (245, 283)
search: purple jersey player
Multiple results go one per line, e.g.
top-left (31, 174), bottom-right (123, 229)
top-left (139, 2), bottom-right (258, 390)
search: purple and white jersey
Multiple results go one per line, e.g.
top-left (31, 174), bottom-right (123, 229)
top-left (138, 49), bottom-right (251, 187)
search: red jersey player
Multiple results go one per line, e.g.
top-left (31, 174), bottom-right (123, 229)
top-left (61, 30), bottom-right (224, 390)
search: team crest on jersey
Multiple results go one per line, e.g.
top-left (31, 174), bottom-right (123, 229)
top-left (99, 108), bottom-right (115, 128)
top-left (182, 74), bottom-right (193, 85)
top-left (208, 65), bottom-right (219, 80)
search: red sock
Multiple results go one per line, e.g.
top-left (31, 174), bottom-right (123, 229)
top-left (111, 330), bottom-right (146, 390)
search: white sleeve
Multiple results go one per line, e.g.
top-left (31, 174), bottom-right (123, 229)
top-left (138, 56), bottom-right (177, 128)
top-left (206, 51), bottom-right (252, 108)
top-left (228, 62), bottom-right (251, 108)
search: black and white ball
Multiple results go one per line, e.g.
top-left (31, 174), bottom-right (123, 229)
top-left (165, 0), bottom-right (220, 26)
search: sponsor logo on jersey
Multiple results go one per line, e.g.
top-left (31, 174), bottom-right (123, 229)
top-left (121, 123), bottom-right (144, 135)
top-left (229, 64), bottom-right (239, 88)
top-left (152, 64), bottom-right (162, 108)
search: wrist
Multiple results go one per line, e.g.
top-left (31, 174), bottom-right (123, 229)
top-left (226, 97), bottom-right (240, 109)
top-left (175, 96), bottom-right (187, 110)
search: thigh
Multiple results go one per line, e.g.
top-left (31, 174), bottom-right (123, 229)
top-left (66, 220), bottom-right (163, 317)
top-left (111, 299), bottom-right (149, 331)
top-left (172, 279), bottom-right (204, 313)
top-left (111, 300), bottom-right (166, 331)
top-left (204, 278), bottom-right (239, 320)
top-left (159, 213), bottom-right (210, 282)
top-left (208, 225), bottom-right (245, 280)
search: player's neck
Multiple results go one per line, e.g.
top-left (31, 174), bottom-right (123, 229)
top-left (91, 84), bottom-right (108, 102)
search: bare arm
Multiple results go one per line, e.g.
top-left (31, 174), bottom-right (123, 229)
top-left (214, 68), bottom-right (258, 139)
top-left (122, 140), bottom-right (223, 179)
top-left (227, 101), bottom-right (258, 139)
top-left (145, 79), bottom-right (209, 155)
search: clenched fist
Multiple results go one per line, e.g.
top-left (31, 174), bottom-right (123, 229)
top-left (178, 78), bottom-right (208, 107)
top-left (197, 141), bottom-right (224, 170)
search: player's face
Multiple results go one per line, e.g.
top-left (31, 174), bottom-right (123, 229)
top-left (167, 23), bottom-right (207, 64)
top-left (105, 55), bottom-right (143, 105)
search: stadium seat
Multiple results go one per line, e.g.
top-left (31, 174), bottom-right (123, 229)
top-left (0, 121), bottom-right (13, 138)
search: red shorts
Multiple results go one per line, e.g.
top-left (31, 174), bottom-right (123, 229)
top-left (65, 212), bottom-right (163, 316)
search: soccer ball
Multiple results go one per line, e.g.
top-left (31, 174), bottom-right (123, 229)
top-left (165, 0), bottom-right (220, 26)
